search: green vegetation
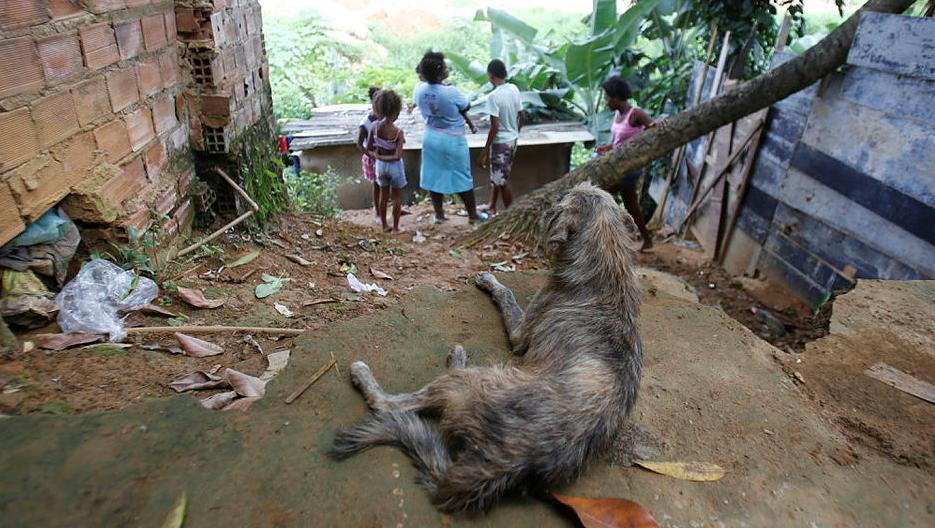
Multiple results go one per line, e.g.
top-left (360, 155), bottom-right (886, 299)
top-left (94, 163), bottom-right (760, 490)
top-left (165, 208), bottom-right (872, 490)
top-left (284, 167), bottom-right (341, 217)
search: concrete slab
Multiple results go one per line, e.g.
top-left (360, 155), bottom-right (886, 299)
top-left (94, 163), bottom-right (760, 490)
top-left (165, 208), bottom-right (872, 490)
top-left (0, 273), bottom-right (932, 527)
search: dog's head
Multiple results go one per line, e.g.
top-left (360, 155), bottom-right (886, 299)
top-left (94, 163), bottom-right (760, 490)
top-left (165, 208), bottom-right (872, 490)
top-left (540, 182), bottom-right (637, 258)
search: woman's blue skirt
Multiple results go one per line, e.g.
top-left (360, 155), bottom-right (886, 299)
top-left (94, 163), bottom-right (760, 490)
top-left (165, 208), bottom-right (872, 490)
top-left (420, 127), bottom-right (474, 194)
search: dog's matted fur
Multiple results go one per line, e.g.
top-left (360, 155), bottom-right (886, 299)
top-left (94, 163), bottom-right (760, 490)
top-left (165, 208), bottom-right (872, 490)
top-left (330, 182), bottom-right (643, 512)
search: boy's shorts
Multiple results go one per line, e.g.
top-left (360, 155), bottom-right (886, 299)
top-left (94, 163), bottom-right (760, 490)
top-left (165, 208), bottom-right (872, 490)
top-left (489, 141), bottom-right (517, 187)
top-left (376, 160), bottom-right (406, 189)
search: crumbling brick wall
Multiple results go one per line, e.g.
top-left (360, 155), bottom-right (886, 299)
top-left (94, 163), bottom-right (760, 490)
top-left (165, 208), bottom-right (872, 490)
top-left (0, 0), bottom-right (276, 248)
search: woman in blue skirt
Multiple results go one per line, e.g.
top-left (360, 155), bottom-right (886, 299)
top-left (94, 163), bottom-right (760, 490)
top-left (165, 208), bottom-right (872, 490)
top-left (413, 51), bottom-right (487, 224)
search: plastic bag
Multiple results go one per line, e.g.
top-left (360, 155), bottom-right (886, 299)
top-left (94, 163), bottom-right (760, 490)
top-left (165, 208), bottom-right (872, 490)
top-left (347, 273), bottom-right (387, 297)
top-left (55, 259), bottom-right (158, 342)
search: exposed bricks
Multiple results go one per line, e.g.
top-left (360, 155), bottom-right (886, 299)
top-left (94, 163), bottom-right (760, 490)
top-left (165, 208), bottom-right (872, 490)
top-left (32, 91), bottom-right (80, 149)
top-left (0, 182), bottom-right (25, 246)
top-left (201, 95), bottom-right (231, 117)
top-left (144, 141), bottom-right (168, 182)
top-left (53, 132), bottom-right (96, 187)
top-left (125, 107), bottom-right (155, 151)
top-left (175, 9), bottom-right (197, 33)
top-left (177, 167), bottom-right (193, 194)
top-left (93, 119), bottom-right (132, 164)
top-left (7, 156), bottom-right (69, 222)
top-left (47, 0), bottom-right (84, 20)
top-left (165, 11), bottom-right (178, 44)
top-left (71, 76), bottom-right (112, 126)
top-left (115, 20), bottom-right (144, 60)
top-left (106, 66), bottom-right (139, 112)
top-left (37, 32), bottom-right (84, 84)
top-left (122, 207), bottom-right (152, 234)
top-left (153, 181), bottom-right (177, 216)
top-left (159, 51), bottom-right (180, 87)
top-left (79, 23), bottom-right (120, 70)
top-left (0, 37), bottom-right (44, 99)
top-left (136, 57), bottom-right (162, 99)
top-left (82, 0), bottom-right (126, 15)
top-left (173, 198), bottom-right (193, 233)
top-left (1, 0), bottom-right (50, 31)
top-left (0, 108), bottom-right (40, 172)
top-left (100, 156), bottom-right (147, 206)
top-left (152, 95), bottom-right (177, 135)
top-left (141, 14), bottom-right (168, 52)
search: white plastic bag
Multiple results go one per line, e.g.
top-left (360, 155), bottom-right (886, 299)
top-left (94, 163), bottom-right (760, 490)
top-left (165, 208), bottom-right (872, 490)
top-left (347, 273), bottom-right (387, 297)
top-left (55, 259), bottom-right (158, 341)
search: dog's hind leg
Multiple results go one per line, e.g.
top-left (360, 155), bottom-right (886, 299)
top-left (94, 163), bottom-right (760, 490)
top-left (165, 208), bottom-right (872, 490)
top-left (349, 361), bottom-right (447, 414)
top-left (447, 344), bottom-right (467, 369)
top-left (474, 272), bottom-right (525, 350)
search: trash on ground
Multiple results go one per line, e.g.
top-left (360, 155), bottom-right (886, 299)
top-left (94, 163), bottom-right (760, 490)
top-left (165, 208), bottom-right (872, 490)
top-left (55, 259), bottom-right (158, 341)
top-left (168, 371), bottom-right (228, 392)
top-left (412, 231), bottom-right (426, 244)
top-left (369, 268), bottom-right (393, 280)
top-left (286, 254), bottom-right (312, 266)
top-left (174, 333), bottom-right (224, 357)
top-left (553, 493), bottom-right (659, 528)
top-left (512, 252), bottom-right (529, 262)
top-left (315, 228), bottom-right (324, 237)
top-left (449, 249), bottom-right (461, 258)
top-left (177, 287), bottom-right (226, 309)
top-left (347, 273), bottom-right (387, 297)
top-left (673, 239), bottom-right (702, 251)
top-left (161, 491), bottom-right (187, 528)
top-left (242, 334), bottom-right (263, 354)
top-left (255, 274), bottom-right (290, 299)
top-left (34, 332), bottom-right (103, 351)
top-left (0, 208), bottom-right (81, 287)
top-left (750, 306), bottom-right (787, 336)
top-left (140, 343), bottom-right (183, 355)
top-left (634, 460), bottom-right (726, 481)
top-left (227, 251), bottom-right (260, 268)
top-left (490, 261), bottom-right (515, 273)
top-left (0, 269), bottom-right (59, 328)
top-left (338, 262), bottom-right (358, 275)
top-left (274, 303), bottom-right (294, 318)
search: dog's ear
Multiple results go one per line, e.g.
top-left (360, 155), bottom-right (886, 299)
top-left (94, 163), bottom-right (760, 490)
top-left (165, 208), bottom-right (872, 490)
top-left (619, 207), bottom-right (638, 237)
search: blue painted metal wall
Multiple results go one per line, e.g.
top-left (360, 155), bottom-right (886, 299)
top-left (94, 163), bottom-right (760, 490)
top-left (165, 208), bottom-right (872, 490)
top-left (651, 13), bottom-right (935, 305)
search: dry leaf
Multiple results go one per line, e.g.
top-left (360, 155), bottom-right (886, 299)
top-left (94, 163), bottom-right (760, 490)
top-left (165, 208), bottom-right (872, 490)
top-left (34, 332), bottom-right (102, 351)
top-left (228, 250), bottom-right (260, 268)
top-left (369, 267), bottom-right (394, 280)
top-left (168, 371), bottom-right (228, 392)
top-left (553, 493), bottom-right (659, 528)
top-left (175, 333), bottom-right (224, 357)
top-left (260, 350), bottom-right (291, 382)
top-left (223, 397), bottom-right (261, 411)
top-left (200, 391), bottom-right (238, 410)
top-left (177, 287), bottom-right (226, 309)
top-left (286, 254), bottom-right (312, 266)
top-left (161, 491), bottom-right (187, 528)
top-left (141, 304), bottom-right (177, 317)
top-left (634, 461), bottom-right (726, 481)
top-left (123, 311), bottom-right (147, 328)
top-left (225, 368), bottom-right (266, 398)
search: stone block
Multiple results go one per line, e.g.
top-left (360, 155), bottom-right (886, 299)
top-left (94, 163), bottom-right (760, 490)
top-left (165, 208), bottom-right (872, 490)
top-left (125, 107), bottom-right (155, 151)
top-left (1, 0), bottom-right (49, 30)
top-left (152, 95), bottom-right (177, 135)
top-left (32, 91), bottom-right (80, 150)
top-left (0, 182), bottom-right (25, 246)
top-left (52, 131), bottom-right (96, 187)
top-left (37, 32), bottom-right (84, 84)
top-left (106, 67), bottom-right (139, 112)
top-left (71, 76), bottom-right (112, 127)
top-left (6, 156), bottom-right (70, 221)
top-left (100, 156), bottom-right (148, 207)
top-left (93, 119), bottom-right (132, 164)
top-left (79, 23), bottom-right (120, 70)
top-left (0, 108), bottom-right (40, 172)
top-left (0, 37), bottom-right (44, 99)
top-left (141, 14), bottom-right (168, 52)
top-left (144, 141), bottom-right (168, 182)
top-left (115, 20), bottom-right (144, 60)
top-left (47, 0), bottom-right (84, 20)
top-left (136, 57), bottom-right (162, 99)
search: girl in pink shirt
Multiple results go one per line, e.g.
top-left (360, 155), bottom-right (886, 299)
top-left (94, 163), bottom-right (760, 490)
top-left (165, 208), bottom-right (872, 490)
top-left (596, 76), bottom-right (659, 251)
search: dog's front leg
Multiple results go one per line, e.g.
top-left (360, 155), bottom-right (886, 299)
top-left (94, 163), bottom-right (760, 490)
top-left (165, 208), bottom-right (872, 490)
top-left (349, 361), bottom-right (446, 414)
top-left (474, 272), bottom-right (526, 353)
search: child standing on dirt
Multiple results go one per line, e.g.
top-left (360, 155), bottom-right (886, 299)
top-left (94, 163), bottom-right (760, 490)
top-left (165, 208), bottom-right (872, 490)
top-left (368, 90), bottom-right (407, 233)
top-left (479, 59), bottom-right (523, 216)
top-left (357, 86), bottom-right (382, 224)
top-left (596, 75), bottom-right (662, 252)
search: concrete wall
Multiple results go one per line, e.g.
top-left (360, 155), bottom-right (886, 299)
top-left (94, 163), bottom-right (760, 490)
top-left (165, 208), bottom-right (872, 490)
top-left (654, 13), bottom-right (935, 305)
top-left (300, 143), bottom-right (572, 210)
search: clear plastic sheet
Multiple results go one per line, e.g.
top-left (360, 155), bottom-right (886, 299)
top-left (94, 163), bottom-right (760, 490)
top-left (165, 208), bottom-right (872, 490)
top-left (55, 259), bottom-right (158, 341)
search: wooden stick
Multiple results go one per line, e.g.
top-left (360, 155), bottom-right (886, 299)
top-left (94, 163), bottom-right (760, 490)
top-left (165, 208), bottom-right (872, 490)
top-left (285, 356), bottom-right (337, 404)
top-left (127, 325), bottom-right (306, 335)
top-left (177, 168), bottom-right (260, 258)
top-left (865, 362), bottom-right (935, 404)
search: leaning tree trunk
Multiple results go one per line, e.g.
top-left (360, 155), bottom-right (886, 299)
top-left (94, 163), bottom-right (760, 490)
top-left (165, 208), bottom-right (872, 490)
top-left (471, 0), bottom-right (915, 243)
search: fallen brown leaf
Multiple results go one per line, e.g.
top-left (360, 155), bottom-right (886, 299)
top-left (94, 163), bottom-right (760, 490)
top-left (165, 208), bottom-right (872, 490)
top-left (174, 333), bottom-right (224, 357)
top-left (123, 311), bottom-right (146, 328)
top-left (553, 493), bottom-right (659, 528)
top-left (225, 368), bottom-right (266, 398)
top-left (141, 304), bottom-right (177, 317)
top-left (369, 267), bottom-right (394, 280)
top-left (634, 461), bottom-right (726, 481)
top-left (200, 391), bottom-right (237, 410)
top-left (177, 287), bottom-right (226, 309)
top-left (168, 371), bottom-right (229, 392)
top-left (286, 254), bottom-right (312, 267)
top-left (34, 332), bottom-right (103, 351)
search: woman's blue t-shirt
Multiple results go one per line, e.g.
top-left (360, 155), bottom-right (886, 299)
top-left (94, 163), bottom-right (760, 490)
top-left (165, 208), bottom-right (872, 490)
top-left (413, 82), bottom-right (469, 133)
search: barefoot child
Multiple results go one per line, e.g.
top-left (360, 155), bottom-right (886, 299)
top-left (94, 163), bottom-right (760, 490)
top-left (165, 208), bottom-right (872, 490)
top-left (357, 86), bottom-right (382, 224)
top-left (368, 90), bottom-right (407, 233)
top-left (596, 75), bottom-right (662, 251)
top-left (479, 59), bottom-right (523, 216)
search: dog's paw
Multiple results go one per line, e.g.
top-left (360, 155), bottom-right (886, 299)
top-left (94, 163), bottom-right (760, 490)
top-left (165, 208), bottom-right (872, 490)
top-left (447, 344), bottom-right (468, 369)
top-left (473, 272), bottom-right (500, 293)
top-left (349, 361), bottom-right (372, 388)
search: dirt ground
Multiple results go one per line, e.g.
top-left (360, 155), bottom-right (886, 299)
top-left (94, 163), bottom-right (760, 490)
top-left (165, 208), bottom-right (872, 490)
top-left (1, 204), bottom-right (931, 479)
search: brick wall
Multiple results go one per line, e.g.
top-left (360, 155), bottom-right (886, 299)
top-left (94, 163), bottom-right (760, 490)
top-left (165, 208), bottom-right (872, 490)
top-left (0, 0), bottom-right (195, 246)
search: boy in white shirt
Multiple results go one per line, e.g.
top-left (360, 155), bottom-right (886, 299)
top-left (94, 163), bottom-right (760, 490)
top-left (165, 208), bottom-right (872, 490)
top-left (479, 59), bottom-right (524, 215)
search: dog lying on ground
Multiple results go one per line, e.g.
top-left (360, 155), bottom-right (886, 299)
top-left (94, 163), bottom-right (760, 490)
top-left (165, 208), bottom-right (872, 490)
top-left (330, 182), bottom-right (643, 512)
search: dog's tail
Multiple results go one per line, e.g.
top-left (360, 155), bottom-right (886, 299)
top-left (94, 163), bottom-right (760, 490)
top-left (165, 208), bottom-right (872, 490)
top-left (329, 411), bottom-right (450, 494)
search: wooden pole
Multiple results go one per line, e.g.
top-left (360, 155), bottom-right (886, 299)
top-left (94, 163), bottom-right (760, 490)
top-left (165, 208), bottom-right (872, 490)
top-left (127, 325), bottom-right (307, 336)
top-left (284, 356), bottom-right (337, 404)
top-left (177, 168), bottom-right (260, 258)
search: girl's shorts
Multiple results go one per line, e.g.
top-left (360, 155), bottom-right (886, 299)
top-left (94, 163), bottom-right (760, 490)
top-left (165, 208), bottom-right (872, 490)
top-left (376, 160), bottom-right (406, 189)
